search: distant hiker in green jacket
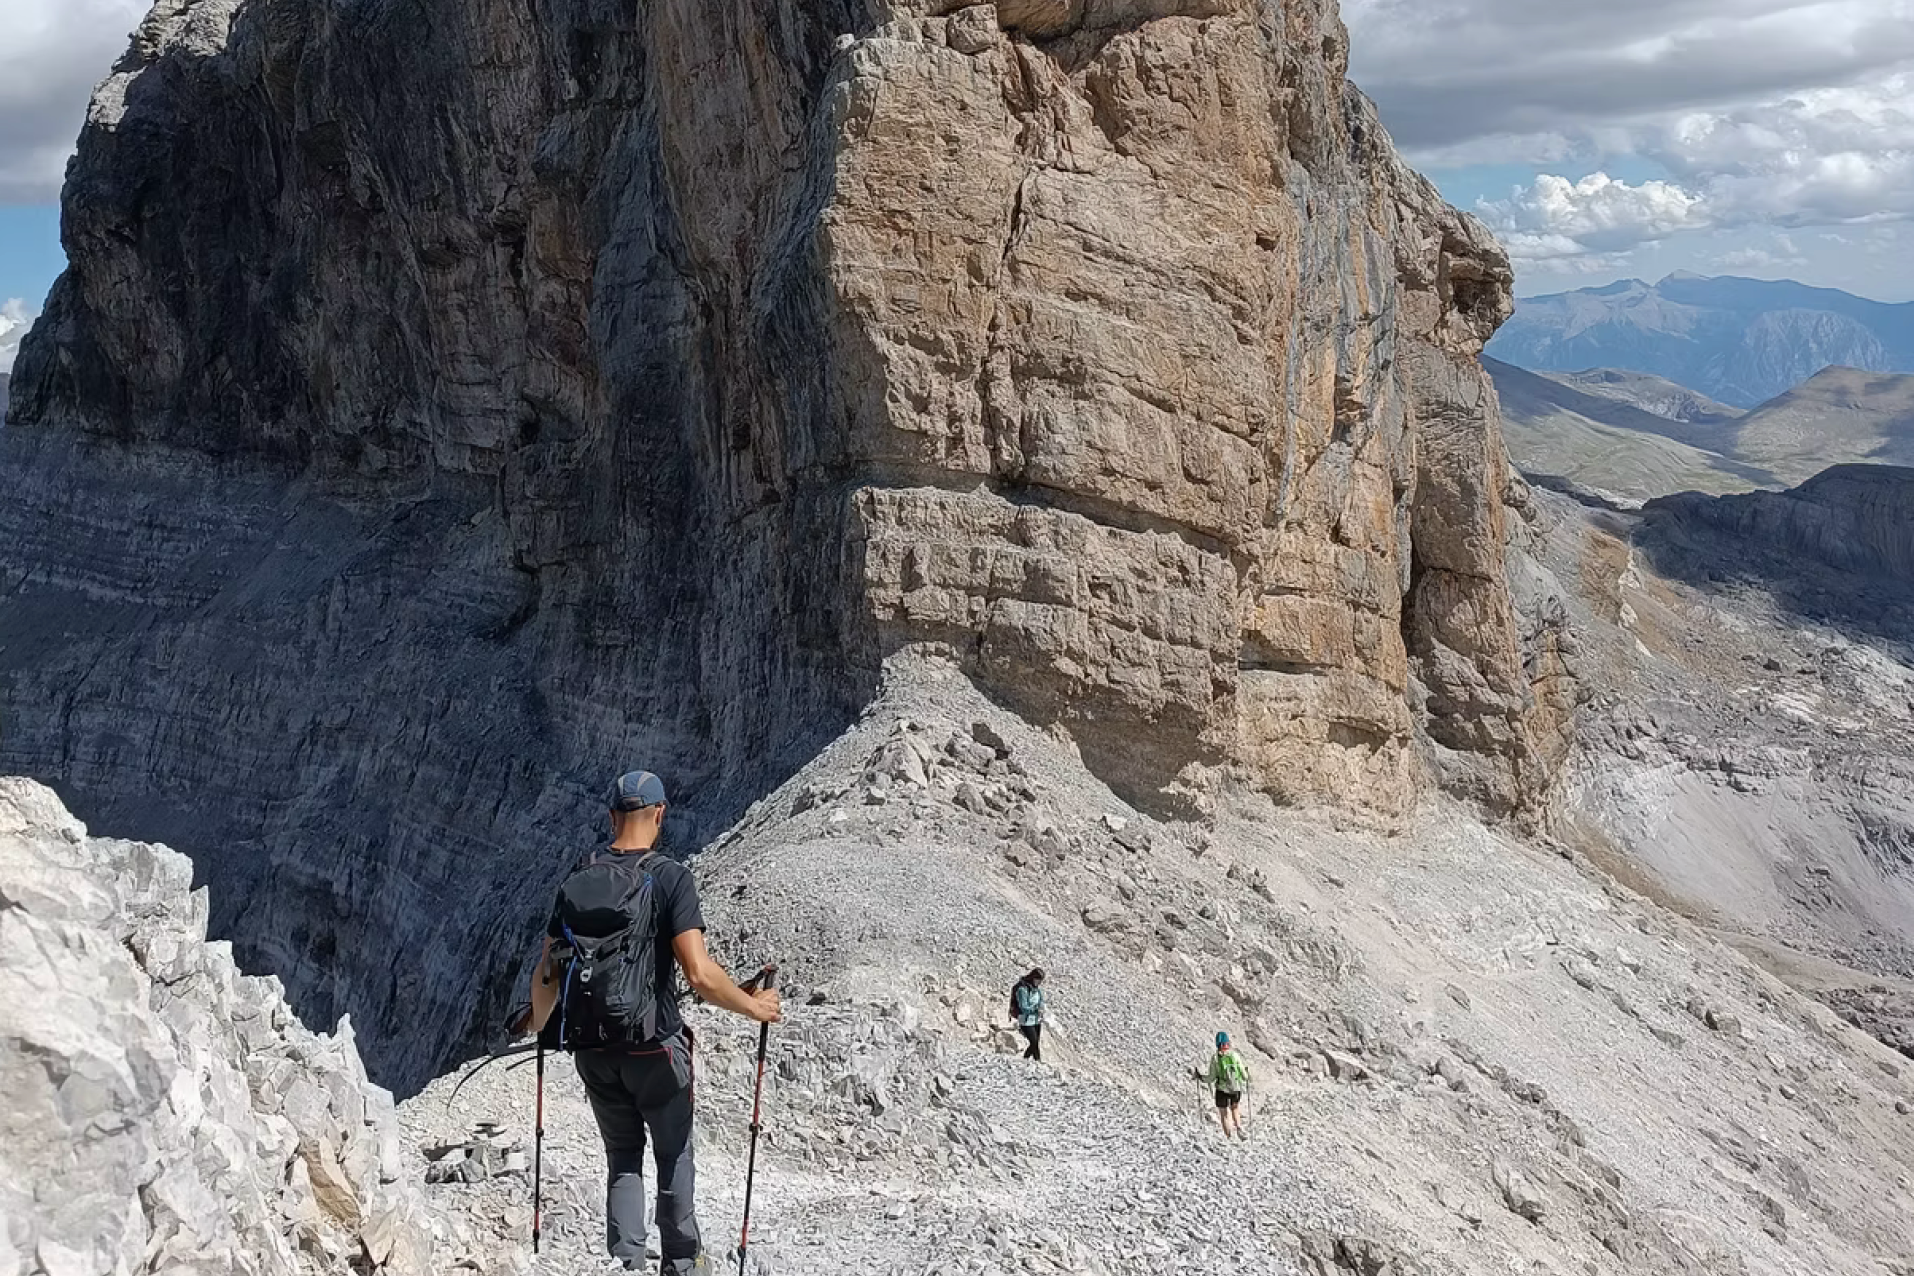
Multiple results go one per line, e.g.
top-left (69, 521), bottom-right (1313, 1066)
top-left (1010, 968), bottom-right (1045, 1061)
top-left (1209, 1031), bottom-right (1250, 1139)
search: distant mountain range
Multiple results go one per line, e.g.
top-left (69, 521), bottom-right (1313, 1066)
top-left (1539, 366), bottom-right (1745, 427)
top-left (1489, 358), bottom-right (1765, 497)
top-left (1487, 273), bottom-right (1914, 408)
top-left (0, 374), bottom-right (9, 422)
top-left (1491, 359), bottom-right (1914, 500)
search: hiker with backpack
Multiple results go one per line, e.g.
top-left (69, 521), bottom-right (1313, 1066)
top-left (526, 771), bottom-right (782, 1275)
top-left (1209, 1031), bottom-right (1250, 1139)
top-left (1009, 968), bottom-right (1045, 1061)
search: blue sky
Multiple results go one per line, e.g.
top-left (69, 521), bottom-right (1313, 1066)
top-left (3, 0), bottom-right (1913, 370)
top-left (0, 0), bottom-right (148, 369)
top-left (0, 204), bottom-right (61, 305)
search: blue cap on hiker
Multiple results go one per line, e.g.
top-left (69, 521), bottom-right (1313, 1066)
top-left (607, 770), bottom-right (667, 812)
top-left (1216, 1031), bottom-right (1229, 1048)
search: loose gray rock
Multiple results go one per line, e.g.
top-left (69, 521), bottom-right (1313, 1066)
top-left (1081, 899), bottom-right (1129, 934)
top-left (1323, 1050), bottom-right (1371, 1083)
top-left (1652, 1026), bottom-right (1687, 1050)
top-left (1492, 1160), bottom-right (1548, 1224)
top-left (952, 782), bottom-right (990, 815)
top-left (0, 780), bottom-right (435, 1276)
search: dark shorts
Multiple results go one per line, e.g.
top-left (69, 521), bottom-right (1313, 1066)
top-left (1214, 1091), bottom-right (1241, 1109)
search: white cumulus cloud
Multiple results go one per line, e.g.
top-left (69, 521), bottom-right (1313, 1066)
top-left (1347, 0), bottom-right (1914, 287)
top-left (0, 0), bottom-right (149, 202)
top-left (0, 296), bottom-right (37, 372)
top-left (1653, 77), bottom-right (1914, 227)
top-left (1483, 173), bottom-right (1711, 260)
top-left (1475, 74), bottom-right (1914, 264)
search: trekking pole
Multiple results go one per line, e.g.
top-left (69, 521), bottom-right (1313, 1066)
top-left (532, 1037), bottom-right (546, 1254)
top-left (736, 964), bottom-right (778, 1276)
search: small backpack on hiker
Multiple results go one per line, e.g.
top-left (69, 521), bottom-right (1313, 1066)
top-left (546, 851), bottom-right (669, 1050)
top-left (1009, 968), bottom-right (1044, 1022)
top-left (1213, 1048), bottom-right (1249, 1094)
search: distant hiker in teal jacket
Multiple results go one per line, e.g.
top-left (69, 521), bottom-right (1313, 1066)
top-left (1010, 968), bottom-right (1046, 1061)
top-left (1209, 1031), bottom-right (1250, 1140)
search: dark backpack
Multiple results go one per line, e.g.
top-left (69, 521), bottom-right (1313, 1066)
top-left (1008, 980), bottom-right (1027, 1021)
top-left (548, 852), bottom-right (667, 1050)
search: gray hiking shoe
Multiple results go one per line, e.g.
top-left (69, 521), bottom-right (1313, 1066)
top-left (660, 1253), bottom-right (711, 1276)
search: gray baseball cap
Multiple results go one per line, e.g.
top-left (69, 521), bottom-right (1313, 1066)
top-left (606, 770), bottom-right (667, 811)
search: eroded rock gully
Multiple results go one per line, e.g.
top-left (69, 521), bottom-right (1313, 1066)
top-left (2, 0), bottom-right (1565, 1089)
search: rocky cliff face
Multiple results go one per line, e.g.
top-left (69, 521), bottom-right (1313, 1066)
top-left (1645, 465), bottom-right (1914, 587)
top-left (2, 0), bottom-right (1564, 1089)
top-left (0, 778), bottom-right (436, 1275)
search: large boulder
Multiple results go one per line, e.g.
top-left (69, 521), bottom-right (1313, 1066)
top-left (0, 778), bottom-right (435, 1275)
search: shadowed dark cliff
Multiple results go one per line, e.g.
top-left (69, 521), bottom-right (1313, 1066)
top-left (1641, 465), bottom-right (1914, 653)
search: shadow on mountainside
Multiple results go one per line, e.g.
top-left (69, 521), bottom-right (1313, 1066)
top-left (0, 0), bottom-right (877, 1100)
top-left (1634, 465), bottom-right (1914, 657)
top-left (0, 425), bottom-right (858, 1101)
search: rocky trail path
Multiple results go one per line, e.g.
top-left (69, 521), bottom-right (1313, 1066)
top-left (412, 1000), bottom-right (1317, 1276)
top-left (397, 667), bottom-right (1914, 1276)
top-left (9, 655), bottom-right (1913, 1276)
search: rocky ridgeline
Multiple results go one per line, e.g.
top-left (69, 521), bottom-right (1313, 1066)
top-left (691, 700), bottom-right (1914, 1276)
top-left (745, 712), bottom-right (1371, 1071)
top-left (0, 779), bottom-right (436, 1276)
top-left (1644, 464), bottom-right (1914, 589)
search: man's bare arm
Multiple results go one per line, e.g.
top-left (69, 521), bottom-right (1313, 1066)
top-left (528, 937), bottom-right (560, 1032)
top-left (673, 929), bottom-right (782, 1024)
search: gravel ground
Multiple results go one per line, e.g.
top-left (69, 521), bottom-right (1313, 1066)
top-left (1520, 484), bottom-right (1914, 1055)
top-left (401, 656), bottom-right (1914, 1276)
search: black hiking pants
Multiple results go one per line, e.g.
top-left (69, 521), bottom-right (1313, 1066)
top-left (576, 1032), bottom-right (700, 1272)
top-left (1020, 1023), bottom-right (1042, 1061)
